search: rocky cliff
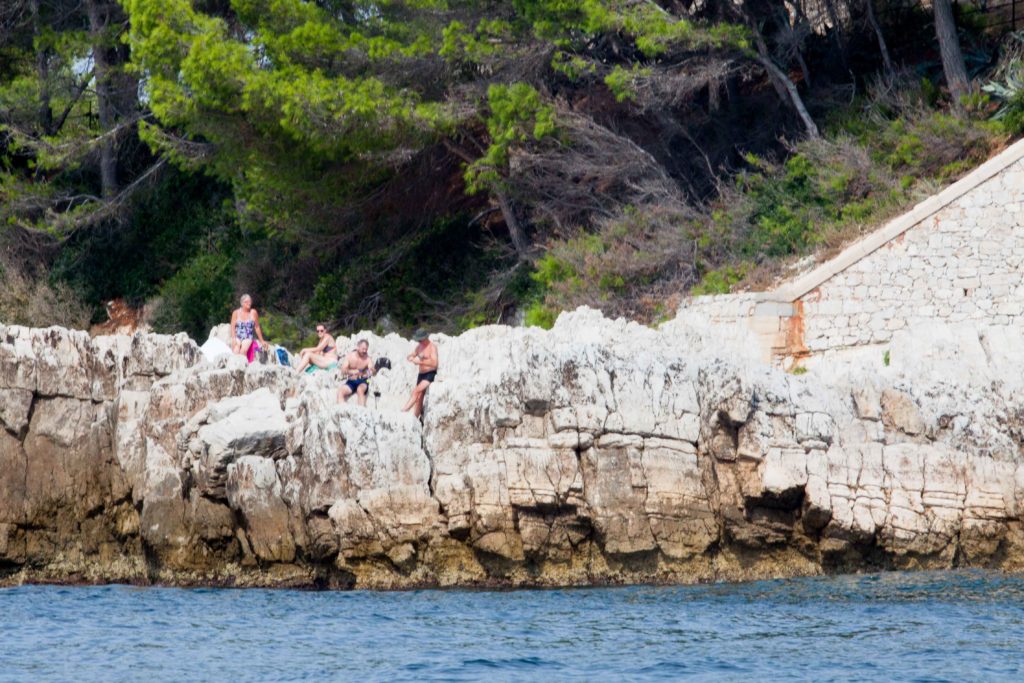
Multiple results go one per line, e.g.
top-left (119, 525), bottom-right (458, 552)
top-left (2, 309), bottom-right (1023, 588)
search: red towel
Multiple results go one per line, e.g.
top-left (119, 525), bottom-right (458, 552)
top-left (246, 340), bottom-right (260, 364)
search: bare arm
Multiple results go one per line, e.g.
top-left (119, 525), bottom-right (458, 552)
top-left (253, 310), bottom-right (267, 344)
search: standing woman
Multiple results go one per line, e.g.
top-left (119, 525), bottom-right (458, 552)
top-left (295, 323), bottom-right (339, 372)
top-left (230, 294), bottom-right (267, 358)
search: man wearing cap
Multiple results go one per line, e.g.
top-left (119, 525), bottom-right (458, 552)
top-left (401, 328), bottom-right (438, 418)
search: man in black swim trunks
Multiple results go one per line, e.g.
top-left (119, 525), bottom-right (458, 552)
top-left (401, 329), bottom-right (438, 418)
top-left (337, 339), bottom-right (375, 406)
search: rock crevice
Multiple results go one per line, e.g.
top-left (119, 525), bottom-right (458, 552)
top-left (2, 310), bottom-right (1024, 588)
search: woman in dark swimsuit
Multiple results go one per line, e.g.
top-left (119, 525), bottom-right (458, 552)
top-left (230, 294), bottom-right (267, 357)
top-left (295, 323), bottom-right (339, 372)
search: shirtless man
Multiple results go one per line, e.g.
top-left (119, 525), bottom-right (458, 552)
top-left (337, 339), bottom-right (375, 406)
top-left (401, 329), bottom-right (438, 418)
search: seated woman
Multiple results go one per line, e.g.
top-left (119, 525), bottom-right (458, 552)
top-left (230, 294), bottom-right (268, 360)
top-left (295, 323), bottom-right (339, 372)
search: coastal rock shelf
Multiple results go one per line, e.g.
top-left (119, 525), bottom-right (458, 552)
top-left (1, 309), bottom-right (1023, 588)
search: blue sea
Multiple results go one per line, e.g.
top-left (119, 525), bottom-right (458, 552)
top-left (1, 570), bottom-right (1022, 682)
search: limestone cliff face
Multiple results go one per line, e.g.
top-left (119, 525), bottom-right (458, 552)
top-left (2, 310), bottom-right (1023, 588)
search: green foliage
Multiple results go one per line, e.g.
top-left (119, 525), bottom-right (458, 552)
top-left (440, 19), bottom-right (513, 65)
top-left (550, 51), bottom-right (596, 79)
top-left (513, 0), bottom-right (745, 53)
top-left (304, 213), bottom-right (511, 334)
top-left (258, 310), bottom-right (316, 351)
top-left (701, 81), bottom-right (995, 278)
top-left (126, 0), bottom-right (448, 237)
top-left (2, 0), bottom-right (1014, 338)
top-left (51, 169), bottom-right (234, 315)
top-left (604, 65), bottom-right (651, 103)
top-left (883, 349), bottom-right (891, 367)
top-left (732, 153), bottom-right (826, 257)
top-left (524, 300), bottom-right (558, 329)
top-left (309, 272), bottom-right (347, 325)
top-left (532, 252), bottom-right (577, 288)
top-left (466, 83), bottom-right (557, 193)
top-left (983, 60), bottom-right (1024, 134)
top-left (692, 264), bottom-right (748, 295)
top-left (151, 252), bottom-right (236, 340)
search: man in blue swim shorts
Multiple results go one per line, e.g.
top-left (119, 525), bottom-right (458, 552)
top-left (337, 339), bottom-right (375, 406)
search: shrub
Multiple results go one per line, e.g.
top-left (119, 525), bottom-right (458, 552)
top-left (692, 265), bottom-right (748, 295)
top-left (258, 310), bottom-right (316, 351)
top-left (525, 204), bottom-right (696, 322)
top-left (0, 259), bottom-right (91, 329)
top-left (690, 73), bottom-right (996, 296)
top-left (983, 32), bottom-right (1024, 135)
top-left (151, 252), bottom-right (236, 340)
top-left (524, 300), bottom-right (558, 329)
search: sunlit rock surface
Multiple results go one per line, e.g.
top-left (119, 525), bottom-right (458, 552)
top-left (2, 309), bottom-right (1023, 588)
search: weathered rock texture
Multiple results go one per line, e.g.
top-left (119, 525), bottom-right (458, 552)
top-left (3, 310), bottom-right (1024, 588)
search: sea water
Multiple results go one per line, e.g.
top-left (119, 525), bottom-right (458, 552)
top-left (1, 570), bottom-right (1022, 682)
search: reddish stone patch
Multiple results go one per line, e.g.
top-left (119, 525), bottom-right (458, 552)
top-left (783, 298), bottom-right (810, 369)
top-left (90, 298), bottom-right (146, 336)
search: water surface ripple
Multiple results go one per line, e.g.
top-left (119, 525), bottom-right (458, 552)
top-left (2, 570), bottom-right (1023, 682)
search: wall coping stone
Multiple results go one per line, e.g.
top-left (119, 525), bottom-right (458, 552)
top-left (763, 137), bottom-right (1024, 304)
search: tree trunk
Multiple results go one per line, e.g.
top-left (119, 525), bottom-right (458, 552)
top-left (496, 191), bottom-right (529, 259)
top-left (31, 0), bottom-right (54, 136)
top-left (85, 0), bottom-right (118, 197)
top-left (933, 0), bottom-right (970, 102)
top-left (864, 0), bottom-right (895, 80)
top-left (756, 54), bottom-right (820, 138)
top-left (794, 49), bottom-right (812, 89)
top-left (747, 18), bottom-right (820, 138)
top-left (821, 0), bottom-right (849, 69)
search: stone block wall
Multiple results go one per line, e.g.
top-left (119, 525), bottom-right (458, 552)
top-left (678, 139), bottom-right (1024, 368)
top-left (796, 157), bottom-right (1024, 357)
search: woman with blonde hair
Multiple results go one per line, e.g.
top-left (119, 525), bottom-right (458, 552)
top-left (230, 294), bottom-right (267, 359)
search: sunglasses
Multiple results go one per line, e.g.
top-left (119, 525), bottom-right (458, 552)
top-left (316, 328), bottom-right (325, 333)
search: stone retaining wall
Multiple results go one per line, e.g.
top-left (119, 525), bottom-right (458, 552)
top-left (795, 156), bottom-right (1024, 360)
top-left (678, 138), bottom-right (1024, 368)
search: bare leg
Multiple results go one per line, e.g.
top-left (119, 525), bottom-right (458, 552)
top-left (232, 338), bottom-right (241, 354)
top-left (310, 353), bottom-right (337, 369)
top-left (356, 383), bottom-right (369, 407)
top-left (295, 350), bottom-right (312, 372)
top-left (414, 384), bottom-right (428, 417)
top-left (402, 380), bottom-right (431, 416)
top-left (401, 386), bottom-right (420, 412)
top-left (238, 339), bottom-right (253, 357)
top-left (337, 384), bottom-right (354, 403)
